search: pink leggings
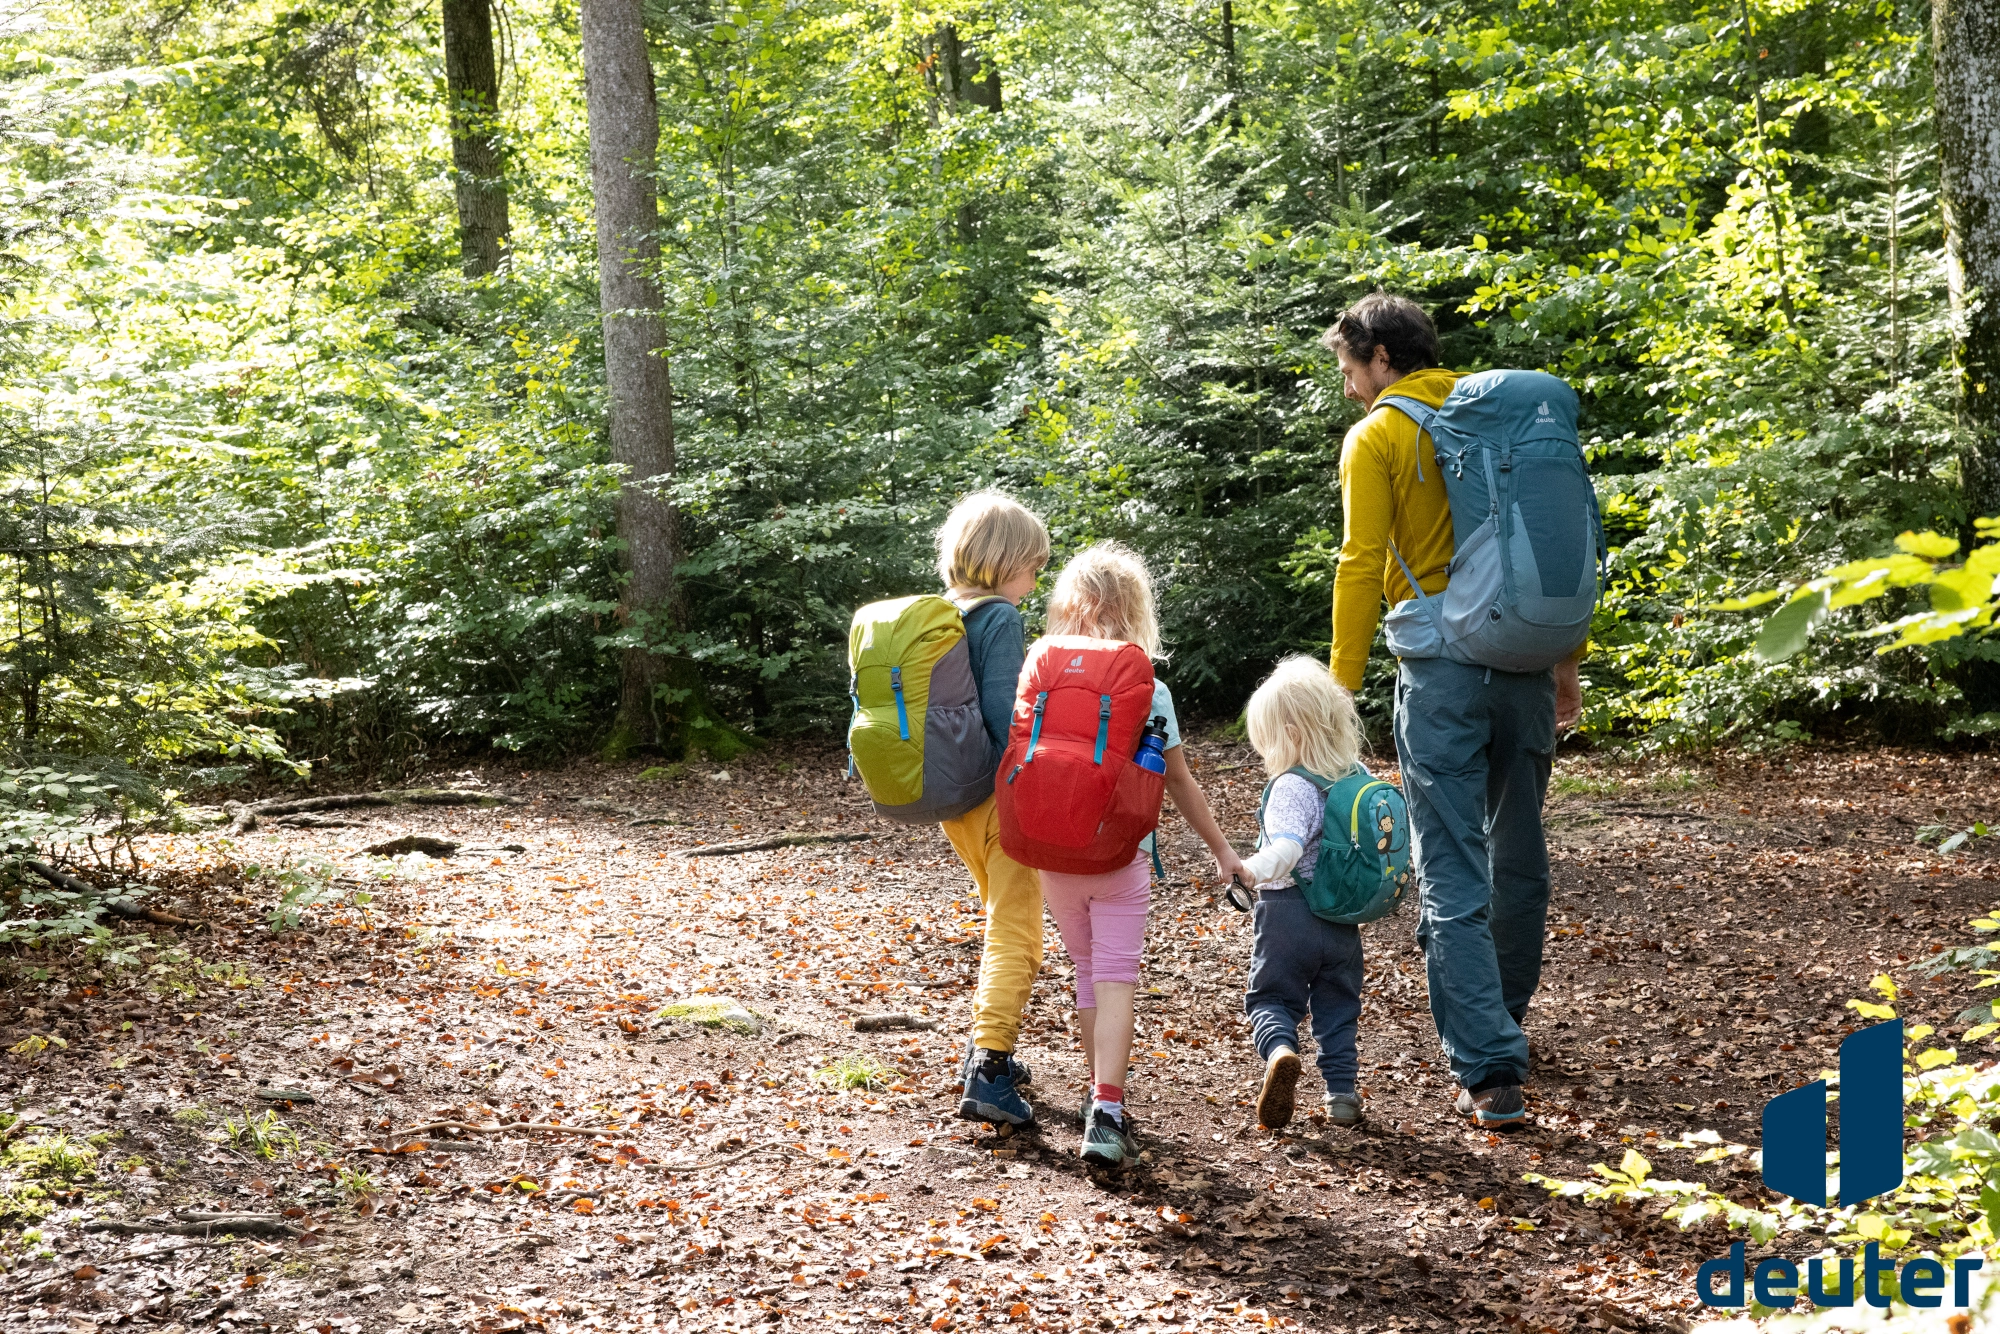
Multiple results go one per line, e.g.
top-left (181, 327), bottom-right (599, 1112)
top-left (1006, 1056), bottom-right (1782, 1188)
top-left (1040, 854), bottom-right (1151, 1010)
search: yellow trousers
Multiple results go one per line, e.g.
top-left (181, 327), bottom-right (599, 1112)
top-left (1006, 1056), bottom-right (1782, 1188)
top-left (939, 796), bottom-right (1043, 1053)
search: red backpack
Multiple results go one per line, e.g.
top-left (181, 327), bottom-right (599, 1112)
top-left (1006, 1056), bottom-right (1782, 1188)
top-left (995, 636), bottom-right (1166, 875)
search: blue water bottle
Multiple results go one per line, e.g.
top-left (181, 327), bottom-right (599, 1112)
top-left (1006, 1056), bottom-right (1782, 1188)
top-left (1134, 715), bottom-right (1169, 774)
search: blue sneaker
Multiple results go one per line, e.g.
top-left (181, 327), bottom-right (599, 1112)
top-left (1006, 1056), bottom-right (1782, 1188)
top-left (957, 1040), bottom-right (1032, 1091)
top-left (959, 1054), bottom-right (1036, 1127)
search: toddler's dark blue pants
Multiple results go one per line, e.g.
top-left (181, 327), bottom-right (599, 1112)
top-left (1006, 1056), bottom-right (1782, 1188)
top-left (1244, 886), bottom-right (1363, 1095)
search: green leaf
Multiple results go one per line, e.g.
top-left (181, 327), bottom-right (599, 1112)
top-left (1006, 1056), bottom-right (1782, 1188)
top-left (1754, 588), bottom-right (1830, 663)
top-left (1896, 530), bottom-right (1961, 559)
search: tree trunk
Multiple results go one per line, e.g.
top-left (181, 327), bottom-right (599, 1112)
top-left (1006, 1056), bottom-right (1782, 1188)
top-left (580, 0), bottom-right (694, 757)
top-left (442, 0), bottom-right (510, 276)
top-left (1936, 0), bottom-right (2000, 521)
top-left (926, 25), bottom-right (1001, 113)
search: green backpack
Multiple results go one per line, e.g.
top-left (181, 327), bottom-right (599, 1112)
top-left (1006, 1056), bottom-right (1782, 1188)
top-left (847, 594), bottom-right (1004, 823)
top-left (1256, 765), bottom-right (1415, 925)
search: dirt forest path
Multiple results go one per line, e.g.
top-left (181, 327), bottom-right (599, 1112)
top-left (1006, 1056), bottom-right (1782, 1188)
top-left (5, 741), bottom-right (2000, 1334)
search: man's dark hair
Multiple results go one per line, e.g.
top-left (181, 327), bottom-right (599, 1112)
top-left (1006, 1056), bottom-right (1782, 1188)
top-left (1322, 292), bottom-right (1442, 373)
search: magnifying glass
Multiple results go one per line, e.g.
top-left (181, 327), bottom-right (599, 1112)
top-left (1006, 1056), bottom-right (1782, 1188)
top-left (1223, 875), bottom-right (1255, 914)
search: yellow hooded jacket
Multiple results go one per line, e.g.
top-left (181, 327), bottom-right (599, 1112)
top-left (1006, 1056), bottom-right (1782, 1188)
top-left (1328, 367), bottom-right (1460, 693)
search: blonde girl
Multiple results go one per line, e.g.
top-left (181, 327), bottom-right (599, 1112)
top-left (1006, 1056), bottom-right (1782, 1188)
top-left (1035, 542), bottom-right (1247, 1168)
top-left (1237, 655), bottom-right (1368, 1130)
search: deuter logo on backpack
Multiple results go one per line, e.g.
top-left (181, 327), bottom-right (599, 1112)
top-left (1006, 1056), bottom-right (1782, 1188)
top-left (1377, 370), bottom-right (1606, 674)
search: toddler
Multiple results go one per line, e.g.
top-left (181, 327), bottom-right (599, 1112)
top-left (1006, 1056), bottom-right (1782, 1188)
top-left (1237, 655), bottom-right (1367, 1130)
top-left (1033, 543), bottom-right (1248, 1167)
top-left (934, 491), bottom-right (1051, 1129)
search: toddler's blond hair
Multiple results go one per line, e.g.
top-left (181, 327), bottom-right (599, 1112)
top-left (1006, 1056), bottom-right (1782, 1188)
top-left (1246, 655), bottom-right (1362, 780)
top-left (1045, 542), bottom-right (1163, 659)
top-left (936, 490), bottom-right (1050, 593)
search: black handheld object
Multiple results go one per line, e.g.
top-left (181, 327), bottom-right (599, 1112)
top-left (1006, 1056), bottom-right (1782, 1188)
top-left (1223, 873), bottom-right (1255, 913)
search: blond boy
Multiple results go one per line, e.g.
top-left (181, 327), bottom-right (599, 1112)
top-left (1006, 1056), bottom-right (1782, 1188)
top-left (935, 491), bottom-right (1050, 1126)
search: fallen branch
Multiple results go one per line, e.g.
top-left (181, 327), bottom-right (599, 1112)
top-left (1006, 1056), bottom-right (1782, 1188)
top-left (82, 1212), bottom-right (299, 1239)
top-left (226, 788), bottom-right (525, 835)
top-left (362, 835), bottom-right (459, 858)
top-left (650, 1142), bottom-right (807, 1173)
top-left (0, 1109), bottom-right (45, 1144)
top-left (683, 831), bottom-right (872, 858)
top-left (852, 1013), bottom-right (938, 1033)
top-left (21, 862), bottom-right (201, 928)
top-left (393, 1120), bottom-right (613, 1139)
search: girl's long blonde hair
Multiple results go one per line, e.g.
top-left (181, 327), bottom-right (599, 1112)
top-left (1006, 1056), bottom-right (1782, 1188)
top-left (1044, 542), bottom-right (1163, 659)
top-left (1245, 656), bottom-right (1362, 780)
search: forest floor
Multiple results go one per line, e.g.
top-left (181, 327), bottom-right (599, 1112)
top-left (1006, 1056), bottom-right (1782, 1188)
top-left (4, 738), bottom-right (2000, 1334)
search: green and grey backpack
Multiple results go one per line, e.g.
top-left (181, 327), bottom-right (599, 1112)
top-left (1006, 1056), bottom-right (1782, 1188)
top-left (846, 594), bottom-right (1005, 823)
top-left (1256, 765), bottom-right (1414, 925)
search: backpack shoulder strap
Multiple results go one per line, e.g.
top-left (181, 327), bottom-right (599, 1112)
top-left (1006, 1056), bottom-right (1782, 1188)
top-left (1375, 394), bottom-right (1437, 484)
top-left (951, 593), bottom-right (1012, 621)
top-left (1375, 393), bottom-right (1437, 436)
top-left (1283, 764), bottom-right (1337, 793)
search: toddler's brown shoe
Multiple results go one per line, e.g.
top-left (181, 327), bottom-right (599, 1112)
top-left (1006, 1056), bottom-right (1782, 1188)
top-left (1256, 1048), bottom-right (1302, 1129)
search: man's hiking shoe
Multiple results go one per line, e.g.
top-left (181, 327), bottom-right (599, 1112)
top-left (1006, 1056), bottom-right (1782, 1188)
top-left (959, 1056), bottom-right (1035, 1127)
top-left (957, 1040), bottom-right (1032, 1093)
top-left (1455, 1084), bottom-right (1527, 1131)
top-left (1255, 1048), bottom-right (1302, 1129)
top-left (1080, 1107), bottom-right (1136, 1170)
top-left (1323, 1091), bottom-right (1363, 1126)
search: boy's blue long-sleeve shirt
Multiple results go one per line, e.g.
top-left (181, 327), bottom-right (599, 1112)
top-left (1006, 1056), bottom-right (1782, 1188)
top-left (959, 599), bottom-right (1025, 780)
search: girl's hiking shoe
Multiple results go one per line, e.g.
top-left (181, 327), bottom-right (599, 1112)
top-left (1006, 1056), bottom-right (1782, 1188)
top-left (1080, 1106), bottom-right (1136, 1169)
top-left (1323, 1091), bottom-right (1363, 1125)
top-left (1255, 1048), bottom-right (1302, 1129)
top-left (1454, 1084), bottom-right (1527, 1130)
top-left (959, 1053), bottom-right (1035, 1127)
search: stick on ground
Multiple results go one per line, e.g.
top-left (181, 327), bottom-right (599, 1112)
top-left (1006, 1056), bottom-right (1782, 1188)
top-left (82, 1213), bottom-right (299, 1239)
top-left (22, 862), bottom-right (200, 928)
top-left (683, 831), bottom-right (873, 857)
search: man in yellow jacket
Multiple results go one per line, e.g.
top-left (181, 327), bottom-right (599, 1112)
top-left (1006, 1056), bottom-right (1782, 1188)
top-left (1326, 292), bottom-right (1580, 1131)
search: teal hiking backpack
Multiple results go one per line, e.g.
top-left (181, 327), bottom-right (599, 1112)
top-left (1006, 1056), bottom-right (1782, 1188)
top-left (1377, 370), bottom-right (1605, 674)
top-left (1257, 766), bottom-right (1414, 926)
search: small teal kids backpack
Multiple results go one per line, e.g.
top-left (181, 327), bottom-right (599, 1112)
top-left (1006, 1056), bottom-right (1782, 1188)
top-left (1256, 766), bottom-right (1414, 925)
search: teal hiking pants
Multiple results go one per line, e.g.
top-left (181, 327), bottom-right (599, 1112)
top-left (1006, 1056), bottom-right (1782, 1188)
top-left (1393, 656), bottom-right (1555, 1091)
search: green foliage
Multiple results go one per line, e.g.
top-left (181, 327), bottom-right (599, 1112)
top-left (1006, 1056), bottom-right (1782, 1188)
top-left (0, 1131), bottom-right (97, 1223)
top-left (1744, 520), bottom-right (2000, 666)
top-left (816, 1053), bottom-right (893, 1091)
top-left (243, 855), bottom-right (364, 932)
top-left (0, 761), bottom-right (180, 947)
top-left (218, 1109), bottom-right (299, 1160)
top-left (0, 0), bottom-right (1978, 758)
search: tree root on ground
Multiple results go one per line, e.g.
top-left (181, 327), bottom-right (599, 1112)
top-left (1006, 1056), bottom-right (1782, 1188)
top-left (226, 788), bottom-right (525, 835)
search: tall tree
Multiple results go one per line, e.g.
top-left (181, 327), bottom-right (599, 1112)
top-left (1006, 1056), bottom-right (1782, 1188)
top-left (1935, 0), bottom-right (2000, 520)
top-left (925, 25), bottom-right (1001, 113)
top-left (579, 0), bottom-right (693, 756)
top-left (442, 0), bottom-right (509, 274)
